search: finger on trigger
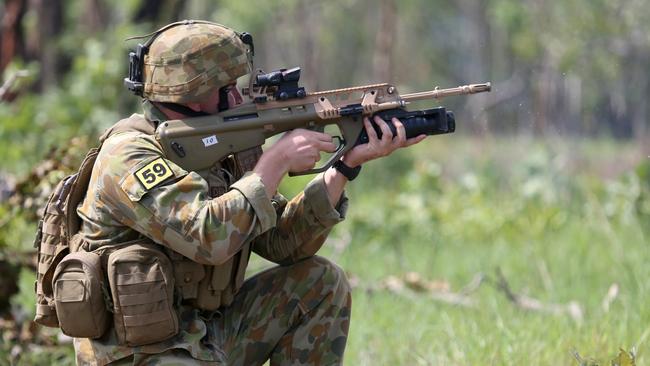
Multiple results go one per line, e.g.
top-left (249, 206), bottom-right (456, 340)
top-left (320, 140), bottom-right (337, 152)
top-left (309, 130), bottom-right (332, 142)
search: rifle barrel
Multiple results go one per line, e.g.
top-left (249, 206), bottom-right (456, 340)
top-left (401, 82), bottom-right (491, 102)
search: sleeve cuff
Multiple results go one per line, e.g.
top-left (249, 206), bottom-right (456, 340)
top-left (229, 172), bottom-right (276, 233)
top-left (304, 173), bottom-right (348, 227)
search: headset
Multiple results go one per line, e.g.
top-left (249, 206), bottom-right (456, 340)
top-left (124, 20), bottom-right (254, 101)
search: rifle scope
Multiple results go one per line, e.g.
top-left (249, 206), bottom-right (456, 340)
top-left (255, 67), bottom-right (306, 100)
top-left (255, 67), bottom-right (301, 87)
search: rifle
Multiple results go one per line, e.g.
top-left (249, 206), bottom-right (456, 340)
top-left (156, 67), bottom-right (491, 176)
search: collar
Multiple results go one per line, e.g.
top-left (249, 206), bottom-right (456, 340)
top-left (142, 99), bottom-right (169, 124)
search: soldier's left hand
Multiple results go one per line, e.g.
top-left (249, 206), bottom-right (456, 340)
top-left (341, 115), bottom-right (426, 167)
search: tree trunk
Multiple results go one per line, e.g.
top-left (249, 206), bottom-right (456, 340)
top-left (456, 0), bottom-right (491, 134)
top-left (372, 0), bottom-right (396, 82)
top-left (134, 0), bottom-right (186, 26)
top-left (82, 0), bottom-right (109, 34)
top-left (297, 2), bottom-right (321, 91)
top-left (34, 0), bottom-right (64, 90)
top-left (133, 0), bottom-right (162, 23)
top-left (0, 0), bottom-right (27, 73)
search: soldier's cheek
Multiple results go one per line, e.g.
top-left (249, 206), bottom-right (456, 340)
top-left (229, 89), bottom-right (243, 107)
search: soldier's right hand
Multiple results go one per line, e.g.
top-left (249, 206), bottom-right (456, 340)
top-left (268, 129), bottom-right (337, 173)
top-left (253, 129), bottom-right (337, 198)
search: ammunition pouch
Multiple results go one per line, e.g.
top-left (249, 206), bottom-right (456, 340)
top-left (53, 251), bottom-right (110, 339)
top-left (107, 243), bottom-right (179, 346)
top-left (165, 241), bottom-right (251, 312)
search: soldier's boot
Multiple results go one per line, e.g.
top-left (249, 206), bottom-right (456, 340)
top-left (217, 255), bottom-right (352, 366)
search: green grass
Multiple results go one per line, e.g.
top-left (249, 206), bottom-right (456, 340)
top-left (3, 136), bottom-right (648, 365)
top-left (278, 136), bottom-right (649, 365)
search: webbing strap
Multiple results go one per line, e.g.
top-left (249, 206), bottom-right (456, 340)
top-left (119, 290), bottom-right (166, 307)
top-left (39, 242), bottom-right (58, 256)
top-left (123, 310), bottom-right (170, 327)
top-left (117, 271), bottom-right (164, 285)
top-left (45, 204), bottom-right (62, 216)
top-left (38, 261), bottom-right (50, 275)
top-left (36, 304), bottom-right (56, 315)
top-left (41, 222), bottom-right (61, 236)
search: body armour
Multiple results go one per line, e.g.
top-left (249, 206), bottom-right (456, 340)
top-left (81, 113), bottom-right (263, 311)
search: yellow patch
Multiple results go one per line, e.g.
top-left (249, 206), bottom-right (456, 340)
top-left (135, 158), bottom-right (174, 190)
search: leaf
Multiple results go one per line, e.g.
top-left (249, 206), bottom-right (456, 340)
top-left (610, 348), bottom-right (635, 366)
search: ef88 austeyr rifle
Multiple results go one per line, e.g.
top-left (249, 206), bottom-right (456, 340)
top-left (156, 66), bottom-right (491, 176)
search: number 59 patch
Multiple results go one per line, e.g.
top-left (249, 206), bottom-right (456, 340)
top-left (135, 158), bottom-right (174, 190)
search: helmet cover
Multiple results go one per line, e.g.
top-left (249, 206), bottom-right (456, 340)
top-left (142, 22), bottom-right (251, 104)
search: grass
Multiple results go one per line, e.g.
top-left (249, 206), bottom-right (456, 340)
top-left (3, 136), bottom-right (648, 365)
top-left (278, 136), bottom-right (649, 365)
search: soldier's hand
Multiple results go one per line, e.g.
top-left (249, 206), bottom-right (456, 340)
top-left (342, 116), bottom-right (426, 167)
top-left (269, 129), bottom-right (338, 173)
top-left (254, 129), bottom-right (337, 198)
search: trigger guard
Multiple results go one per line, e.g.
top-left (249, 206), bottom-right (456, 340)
top-left (332, 136), bottom-right (345, 151)
top-left (288, 135), bottom-right (347, 177)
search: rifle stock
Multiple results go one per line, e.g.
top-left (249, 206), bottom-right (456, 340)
top-left (155, 74), bottom-right (490, 177)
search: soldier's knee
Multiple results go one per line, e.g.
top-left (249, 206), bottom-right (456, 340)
top-left (300, 256), bottom-right (351, 298)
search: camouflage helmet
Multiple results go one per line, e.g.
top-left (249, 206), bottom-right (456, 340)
top-left (140, 20), bottom-right (251, 104)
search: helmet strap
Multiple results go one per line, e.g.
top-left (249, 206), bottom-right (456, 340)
top-left (157, 102), bottom-right (211, 118)
top-left (218, 85), bottom-right (230, 112)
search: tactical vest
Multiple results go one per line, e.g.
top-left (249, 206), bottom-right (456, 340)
top-left (34, 113), bottom-right (262, 342)
top-left (169, 127), bottom-right (262, 311)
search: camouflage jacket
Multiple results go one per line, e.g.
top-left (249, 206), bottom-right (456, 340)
top-left (74, 102), bottom-right (348, 365)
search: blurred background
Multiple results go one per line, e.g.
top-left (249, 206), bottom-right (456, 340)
top-left (0, 0), bottom-right (648, 365)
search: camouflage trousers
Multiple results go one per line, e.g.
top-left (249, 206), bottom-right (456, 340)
top-left (113, 256), bottom-right (352, 366)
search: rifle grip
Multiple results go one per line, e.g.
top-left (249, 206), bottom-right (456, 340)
top-left (288, 136), bottom-right (346, 177)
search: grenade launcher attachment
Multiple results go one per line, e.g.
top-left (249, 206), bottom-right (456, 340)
top-left (155, 66), bottom-right (491, 177)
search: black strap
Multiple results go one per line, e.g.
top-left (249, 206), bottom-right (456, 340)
top-left (158, 103), bottom-right (211, 118)
top-left (333, 160), bottom-right (362, 181)
top-left (218, 86), bottom-right (230, 112)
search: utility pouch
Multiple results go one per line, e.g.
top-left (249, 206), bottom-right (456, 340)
top-left (195, 263), bottom-right (227, 311)
top-left (165, 249), bottom-right (205, 301)
top-left (53, 251), bottom-right (110, 338)
top-left (107, 243), bottom-right (178, 346)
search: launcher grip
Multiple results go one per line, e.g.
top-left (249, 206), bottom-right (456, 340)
top-left (355, 107), bottom-right (455, 146)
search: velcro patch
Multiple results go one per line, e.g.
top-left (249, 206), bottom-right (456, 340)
top-left (134, 158), bottom-right (173, 190)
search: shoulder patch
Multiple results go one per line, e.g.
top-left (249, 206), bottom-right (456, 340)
top-left (134, 158), bottom-right (174, 189)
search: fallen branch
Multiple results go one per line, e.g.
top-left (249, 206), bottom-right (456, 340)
top-left (459, 272), bottom-right (485, 296)
top-left (375, 272), bottom-right (482, 308)
top-left (0, 69), bottom-right (30, 101)
top-left (493, 267), bottom-right (583, 323)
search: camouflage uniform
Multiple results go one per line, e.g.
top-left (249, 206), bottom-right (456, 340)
top-left (74, 21), bottom-right (352, 366)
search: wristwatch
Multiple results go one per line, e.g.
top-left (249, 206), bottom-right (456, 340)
top-left (333, 160), bottom-right (362, 181)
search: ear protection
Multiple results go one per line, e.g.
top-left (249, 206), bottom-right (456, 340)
top-left (124, 20), bottom-right (254, 97)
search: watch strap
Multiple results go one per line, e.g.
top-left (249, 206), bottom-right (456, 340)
top-left (333, 160), bottom-right (361, 181)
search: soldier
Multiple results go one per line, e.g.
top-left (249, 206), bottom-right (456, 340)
top-left (74, 20), bottom-right (425, 365)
